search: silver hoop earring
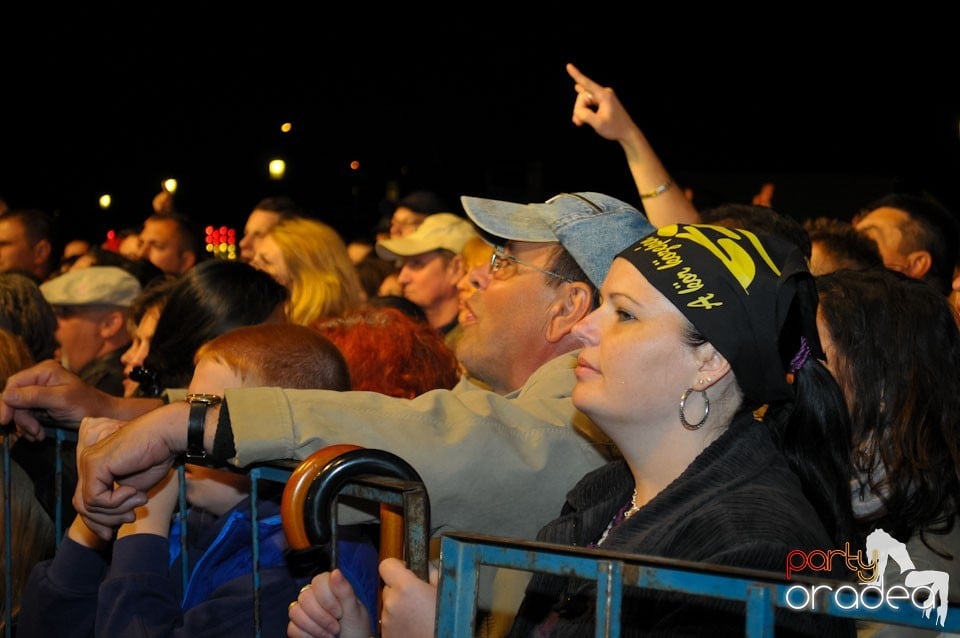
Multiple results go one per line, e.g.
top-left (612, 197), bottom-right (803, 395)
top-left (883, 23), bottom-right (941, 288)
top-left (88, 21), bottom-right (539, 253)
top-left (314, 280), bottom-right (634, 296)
top-left (679, 387), bottom-right (709, 431)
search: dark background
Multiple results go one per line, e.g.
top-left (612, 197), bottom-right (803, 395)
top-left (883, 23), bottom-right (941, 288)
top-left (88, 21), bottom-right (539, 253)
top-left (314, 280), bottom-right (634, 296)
top-left (3, 9), bottom-right (959, 246)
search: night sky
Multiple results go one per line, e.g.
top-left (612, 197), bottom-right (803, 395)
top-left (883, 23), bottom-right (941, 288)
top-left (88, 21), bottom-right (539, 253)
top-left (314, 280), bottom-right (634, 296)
top-left (4, 10), bottom-right (959, 245)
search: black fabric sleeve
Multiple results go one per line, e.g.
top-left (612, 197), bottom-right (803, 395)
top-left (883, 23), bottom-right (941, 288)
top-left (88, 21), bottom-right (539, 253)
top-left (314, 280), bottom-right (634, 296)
top-left (211, 399), bottom-right (237, 461)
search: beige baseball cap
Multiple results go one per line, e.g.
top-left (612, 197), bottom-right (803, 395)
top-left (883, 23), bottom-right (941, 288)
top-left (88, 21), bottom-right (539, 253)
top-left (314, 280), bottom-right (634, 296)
top-left (40, 266), bottom-right (142, 307)
top-left (376, 212), bottom-right (479, 260)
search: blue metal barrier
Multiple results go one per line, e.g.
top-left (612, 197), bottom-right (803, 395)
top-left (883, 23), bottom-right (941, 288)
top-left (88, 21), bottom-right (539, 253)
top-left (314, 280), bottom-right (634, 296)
top-left (436, 531), bottom-right (960, 637)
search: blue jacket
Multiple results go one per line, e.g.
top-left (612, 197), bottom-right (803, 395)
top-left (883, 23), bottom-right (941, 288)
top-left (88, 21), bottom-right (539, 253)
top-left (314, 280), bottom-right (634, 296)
top-left (18, 495), bottom-right (379, 637)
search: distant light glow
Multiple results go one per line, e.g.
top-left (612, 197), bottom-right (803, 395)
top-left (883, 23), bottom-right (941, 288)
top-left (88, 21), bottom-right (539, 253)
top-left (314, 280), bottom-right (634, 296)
top-left (350, 160), bottom-right (360, 170)
top-left (162, 178), bottom-right (178, 194)
top-left (269, 159), bottom-right (286, 180)
top-left (281, 122), bottom-right (292, 133)
top-left (99, 194), bottom-right (112, 209)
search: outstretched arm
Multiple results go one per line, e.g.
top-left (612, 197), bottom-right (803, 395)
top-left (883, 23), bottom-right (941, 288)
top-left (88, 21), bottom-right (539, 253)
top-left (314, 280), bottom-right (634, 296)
top-left (566, 62), bottom-right (700, 228)
top-left (1, 360), bottom-right (163, 441)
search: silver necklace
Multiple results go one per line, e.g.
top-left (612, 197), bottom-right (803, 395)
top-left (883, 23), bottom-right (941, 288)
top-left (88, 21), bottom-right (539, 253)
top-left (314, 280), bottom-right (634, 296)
top-left (624, 488), bottom-right (641, 519)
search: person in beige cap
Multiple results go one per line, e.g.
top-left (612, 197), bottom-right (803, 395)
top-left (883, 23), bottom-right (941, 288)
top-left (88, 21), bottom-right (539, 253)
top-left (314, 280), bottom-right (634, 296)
top-left (40, 265), bottom-right (141, 396)
top-left (375, 212), bottom-right (479, 349)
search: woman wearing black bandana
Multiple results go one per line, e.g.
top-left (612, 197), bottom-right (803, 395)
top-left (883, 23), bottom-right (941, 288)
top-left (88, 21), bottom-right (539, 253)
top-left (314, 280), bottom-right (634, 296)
top-left (290, 223), bottom-right (859, 638)
top-left (502, 223), bottom-right (858, 637)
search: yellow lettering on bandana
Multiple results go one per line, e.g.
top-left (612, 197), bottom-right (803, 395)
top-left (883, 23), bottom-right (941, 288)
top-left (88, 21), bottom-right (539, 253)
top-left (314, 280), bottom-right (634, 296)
top-left (687, 293), bottom-right (723, 309)
top-left (674, 267), bottom-right (703, 294)
top-left (658, 224), bottom-right (781, 292)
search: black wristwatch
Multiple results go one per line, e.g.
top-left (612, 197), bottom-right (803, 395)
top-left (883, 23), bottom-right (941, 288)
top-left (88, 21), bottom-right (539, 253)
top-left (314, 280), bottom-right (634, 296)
top-left (185, 393), bottom-right (222, 461)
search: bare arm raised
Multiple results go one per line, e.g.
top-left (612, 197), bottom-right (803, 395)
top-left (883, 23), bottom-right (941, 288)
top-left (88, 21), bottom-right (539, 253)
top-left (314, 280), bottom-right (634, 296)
top-left (566, 62), bottom-right (700, 228)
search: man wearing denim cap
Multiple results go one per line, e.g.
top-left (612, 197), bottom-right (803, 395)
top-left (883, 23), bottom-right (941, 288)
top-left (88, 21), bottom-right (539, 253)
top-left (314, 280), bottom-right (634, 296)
top-left (5, 192), bottom-right (654, 553)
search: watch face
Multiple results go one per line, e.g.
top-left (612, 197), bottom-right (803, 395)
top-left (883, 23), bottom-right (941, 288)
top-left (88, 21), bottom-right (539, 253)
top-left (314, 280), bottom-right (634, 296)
top-left (187, 393), bottom-right (222, 405)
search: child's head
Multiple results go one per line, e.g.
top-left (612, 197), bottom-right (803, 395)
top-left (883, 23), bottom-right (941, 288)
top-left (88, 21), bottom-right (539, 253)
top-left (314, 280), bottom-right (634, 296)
top-left (191, 323), bottom-right (350, 392)
top-left (184, 323), bottom-right (350, 514)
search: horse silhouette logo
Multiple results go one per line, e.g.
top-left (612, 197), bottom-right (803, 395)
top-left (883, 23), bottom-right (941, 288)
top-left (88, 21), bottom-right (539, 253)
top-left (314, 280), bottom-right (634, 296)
top-left (864, 528), bottom-right (950, 627)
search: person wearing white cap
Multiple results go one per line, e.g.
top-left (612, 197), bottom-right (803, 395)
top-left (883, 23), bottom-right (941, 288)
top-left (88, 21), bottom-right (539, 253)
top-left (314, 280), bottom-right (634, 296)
top-left (375, 212), bottom-right (479, 349)
top-left (39, 265), bottom-right (141, 396)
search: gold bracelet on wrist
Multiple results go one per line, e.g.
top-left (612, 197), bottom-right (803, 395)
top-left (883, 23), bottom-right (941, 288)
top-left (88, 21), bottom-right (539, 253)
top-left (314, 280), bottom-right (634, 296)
top-left (640, 179), bottom-right (674, 199)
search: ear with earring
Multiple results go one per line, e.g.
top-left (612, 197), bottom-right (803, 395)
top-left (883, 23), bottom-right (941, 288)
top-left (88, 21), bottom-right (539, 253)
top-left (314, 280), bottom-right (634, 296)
top-left (679, 377), bottom-right (711, 431)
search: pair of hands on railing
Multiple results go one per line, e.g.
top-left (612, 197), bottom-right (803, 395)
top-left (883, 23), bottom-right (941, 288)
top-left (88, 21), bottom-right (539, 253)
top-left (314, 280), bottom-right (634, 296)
top-left (288, 559), bottom-right (438, 638)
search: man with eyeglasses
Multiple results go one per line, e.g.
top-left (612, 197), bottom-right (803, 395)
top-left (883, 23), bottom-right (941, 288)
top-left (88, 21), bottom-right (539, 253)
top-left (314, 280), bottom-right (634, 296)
top-left (5, 191), bottom-right (654, 559)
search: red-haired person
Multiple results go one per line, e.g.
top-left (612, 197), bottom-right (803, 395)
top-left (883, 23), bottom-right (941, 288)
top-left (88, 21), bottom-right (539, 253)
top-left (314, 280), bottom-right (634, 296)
top-left (313, 305), bottom-right (460, 398)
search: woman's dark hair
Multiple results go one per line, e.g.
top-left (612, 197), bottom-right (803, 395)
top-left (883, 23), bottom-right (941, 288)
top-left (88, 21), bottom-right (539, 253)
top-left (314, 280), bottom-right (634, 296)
top-left (772, 284), bottom-right (859, 549)
top-left (142, 260), bottom-right (289, 391)
top-left (769, 350), bottom-right (859, 549)
top-left (817, 267), bottom-right (960, 547)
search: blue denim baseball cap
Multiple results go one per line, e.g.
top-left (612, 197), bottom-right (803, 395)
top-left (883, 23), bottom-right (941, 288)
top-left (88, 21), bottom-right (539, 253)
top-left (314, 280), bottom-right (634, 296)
top-left (459, 192), bottom-right (654, 288)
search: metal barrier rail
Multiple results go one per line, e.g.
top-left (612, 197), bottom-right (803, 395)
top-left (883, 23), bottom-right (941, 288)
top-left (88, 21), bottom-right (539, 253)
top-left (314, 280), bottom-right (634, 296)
top-left (436, 531), bottom-right (960, 637)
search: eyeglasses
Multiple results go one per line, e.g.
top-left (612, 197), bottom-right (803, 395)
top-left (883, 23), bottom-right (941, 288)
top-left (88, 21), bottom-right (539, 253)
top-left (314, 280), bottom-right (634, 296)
top-left (488, 246), bottom-right (574, 283)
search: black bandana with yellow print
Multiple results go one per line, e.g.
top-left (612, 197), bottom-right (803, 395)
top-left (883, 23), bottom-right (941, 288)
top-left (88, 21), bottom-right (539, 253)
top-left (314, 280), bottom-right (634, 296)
top-left (618, 223), bottom-right (823, 405)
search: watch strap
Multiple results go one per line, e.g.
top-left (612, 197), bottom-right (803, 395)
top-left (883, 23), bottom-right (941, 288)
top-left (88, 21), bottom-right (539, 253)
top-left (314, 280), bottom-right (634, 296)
top-left (186, 401), bottom-right (208, 461)
top-left (185, 394), bottom-right (221, 461)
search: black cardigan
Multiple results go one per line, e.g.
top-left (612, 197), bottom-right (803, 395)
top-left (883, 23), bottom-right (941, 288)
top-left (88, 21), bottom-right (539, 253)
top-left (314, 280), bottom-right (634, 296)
top-left (507, 412), bottom-right (856, 637)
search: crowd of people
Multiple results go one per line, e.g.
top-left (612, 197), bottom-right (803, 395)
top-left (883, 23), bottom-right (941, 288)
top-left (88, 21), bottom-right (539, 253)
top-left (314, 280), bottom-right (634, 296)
top-left (1, 62), bottom-right (959, 637)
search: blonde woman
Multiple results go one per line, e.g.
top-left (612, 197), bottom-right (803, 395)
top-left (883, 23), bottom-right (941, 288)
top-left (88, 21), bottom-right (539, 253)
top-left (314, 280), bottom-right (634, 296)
top-left (251, 217), bottom-right (363, 325)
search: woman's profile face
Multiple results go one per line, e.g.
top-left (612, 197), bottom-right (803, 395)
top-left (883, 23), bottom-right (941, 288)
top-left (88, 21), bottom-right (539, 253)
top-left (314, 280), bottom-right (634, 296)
top-left (120, 306), bottom-right (161, 397)
top-left (571, 258), bottom-right (700, 432)
top-left (250, 234), bottom-right (290, 287)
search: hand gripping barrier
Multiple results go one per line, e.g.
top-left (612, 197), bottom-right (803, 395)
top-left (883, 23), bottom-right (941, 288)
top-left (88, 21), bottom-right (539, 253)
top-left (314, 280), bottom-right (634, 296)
top-left (281, 444), bottom-right (431, 581)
